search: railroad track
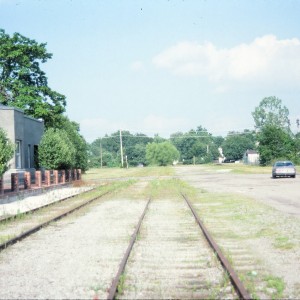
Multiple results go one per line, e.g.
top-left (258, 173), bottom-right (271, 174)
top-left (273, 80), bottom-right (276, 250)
top-left (0, 185), bottom-right (251, 299)
top-left (107, 194), bottom-right (251, 300)
top-left (0, 186), bottom-right (109, 251)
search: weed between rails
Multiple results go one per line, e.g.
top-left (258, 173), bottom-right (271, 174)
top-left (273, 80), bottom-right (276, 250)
top-left (0, 234), bottom-right (15, 244)
top-left (273, 236), bottom-right (295, 250)
top-left (117, 273), bottom-right (127, 295)
top-left (263, 275), bottom-right (285, 299)
top-left (147, 178), bottom-right (196, 199)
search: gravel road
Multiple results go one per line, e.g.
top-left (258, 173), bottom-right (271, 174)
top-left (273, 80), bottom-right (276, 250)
top-left (174, 165), bottom-right (300, 217)
top-left (174, 165), bottom-right (300, 298)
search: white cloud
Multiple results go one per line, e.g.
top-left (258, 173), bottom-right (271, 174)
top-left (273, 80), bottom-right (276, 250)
top-left (130, 60), bottom-right (144, 71)
top-left (80, 117), bottom-right (127, 142)
top-left (152, 35), bottom-right (300, 86)
top-left (142, 114), bottom-right (190, 136)
top-left (79, 115), bottom-right (191, 142)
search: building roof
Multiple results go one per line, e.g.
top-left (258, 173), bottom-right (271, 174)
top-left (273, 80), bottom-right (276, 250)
top-left (245, 149), bottom-right (259, 155)
top-left (0, 104), bottom-right (23, 112)
top-left (0, 104), bottom-right (44, 123)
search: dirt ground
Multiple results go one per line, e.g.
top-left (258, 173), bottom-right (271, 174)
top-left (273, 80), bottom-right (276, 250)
top-left (174, 165), bottom-right (300, 298)
top-left (174, 165), bottom-right (300, 217)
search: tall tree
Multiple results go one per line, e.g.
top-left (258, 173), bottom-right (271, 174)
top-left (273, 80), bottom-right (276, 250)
top-left (257, 125), bottom-right (296, 165)
top-left (88, 131), bottom-right (154, 168)
top-left (170, 126), bottom-right (218, 164)
top-left (0, 29), bottom-right (66, 127)
top-left (55, 116), bottom-right (88, 172)
top-left (252, 96), bottom-right (290, 131)
top-left (222, 130), bottom-right (256, 161)
top-left (0, 128), bottom-right (14, 176)
top-left (146, 141), bottom-right (179, 166)
top-left (38, 128), bottom-right (75, 170)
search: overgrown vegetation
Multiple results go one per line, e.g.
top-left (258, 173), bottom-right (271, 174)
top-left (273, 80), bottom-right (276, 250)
top-left (0, 128), bottom-right (14, 176)
top-left (0, 29), bottom-right (88, 172)
top-left (38, 128), bottom-right (75, 170)
top-left (87, 97), bottom-right (300, 168)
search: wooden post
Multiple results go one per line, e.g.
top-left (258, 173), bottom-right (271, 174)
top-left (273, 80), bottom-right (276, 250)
top-left (61, 170), bottom-right (65, 184)
top-left (0, 176), bottom-right (3, 195)
top-left (24, 172), bottom-right (31, 190)
top-left (68, 170), bottom-right (72, 182)
top-left (78, 169), bottom-right (82, 180)
top-left (54, 170), bottom-right (59, 185)
top-left (36, 171), bottom-right (42, 187)
top-left (45, 170), bottom-right (51, 186)
top-left (11, 173), bottom-right (19, 192)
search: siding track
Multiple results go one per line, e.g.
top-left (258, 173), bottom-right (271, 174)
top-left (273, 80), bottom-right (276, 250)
top-left (0, 188), bottom-right (109, 251)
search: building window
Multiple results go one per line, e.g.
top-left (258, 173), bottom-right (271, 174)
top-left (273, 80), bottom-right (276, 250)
top-left (34, 145), bottom-right (39, 169)
top-left (28, 144), bottom-right (31, 168)
top-left (15, 140), bottom-right (22, 169)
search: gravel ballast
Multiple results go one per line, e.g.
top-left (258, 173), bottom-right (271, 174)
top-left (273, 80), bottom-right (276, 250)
top-left (0, 198), bottom-right (147, 299)
top-left (119, 198), bottom-right (236, 299)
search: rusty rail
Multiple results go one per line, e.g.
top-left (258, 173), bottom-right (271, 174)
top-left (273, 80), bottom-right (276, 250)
top-left (0, 190), bottom-right (110, 251)
top-left (107, 198), bottom-right (151, 300)
top-left (182, 193), bottom-right (251, 300)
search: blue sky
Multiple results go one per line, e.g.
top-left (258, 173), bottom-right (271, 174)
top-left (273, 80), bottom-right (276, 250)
top-left (1, 0), bottom-right (300, 142)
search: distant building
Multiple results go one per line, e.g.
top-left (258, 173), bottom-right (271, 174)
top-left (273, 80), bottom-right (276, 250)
top-left (0, 105), bottom-right (44, 172)
top-left (243, 149), bottom-right (260, 165)
top-left (218, 147), bottom-right (225, 163)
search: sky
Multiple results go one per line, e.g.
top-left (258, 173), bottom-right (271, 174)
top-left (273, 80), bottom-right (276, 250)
top-left (1, 0), bottom-right (300, 142)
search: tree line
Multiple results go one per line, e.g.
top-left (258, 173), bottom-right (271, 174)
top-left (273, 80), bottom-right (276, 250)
top-left (88, 97), bottom-right (300, 168)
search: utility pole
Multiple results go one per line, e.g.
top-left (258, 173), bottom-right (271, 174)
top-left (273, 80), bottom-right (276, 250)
top-left (100, 138), bottom-right (103, 168)
top-left (120, 129), bottom-right (124, 168)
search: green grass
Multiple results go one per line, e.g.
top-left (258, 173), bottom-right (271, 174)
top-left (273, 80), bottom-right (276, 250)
top-left (187, 183), bottom-right (298, 299)
top-left (83, 166), bottom-right (175, 181)
top-left (264, 275), bottom-right (285, 299)
top-left (273, 236), bottom-right (295, 250)
top-left (117, 273), bottom-right (127, 295)
top-left (0, 234), bottom-right (15, 244)
top-left (192, 163), bottom-right (272, 174)
top-left (145, 178), bottom-right (194, 199)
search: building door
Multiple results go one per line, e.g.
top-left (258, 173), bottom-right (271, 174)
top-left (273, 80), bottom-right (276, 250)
top-left (15, 140), bottom-right (22, 169)
top-left (34, 145), bottom-right (39, 169)
top-left (27, 144), bottom-right (31, 168)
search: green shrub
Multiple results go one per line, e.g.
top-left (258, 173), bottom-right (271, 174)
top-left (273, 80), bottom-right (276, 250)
top-left (38, 128), bottom-right (75, 170)
top-left (0, 128), bottom-right (14, 176)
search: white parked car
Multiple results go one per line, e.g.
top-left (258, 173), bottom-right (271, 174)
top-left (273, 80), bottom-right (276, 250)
top-left (272, 161), bottom-right (296, 178)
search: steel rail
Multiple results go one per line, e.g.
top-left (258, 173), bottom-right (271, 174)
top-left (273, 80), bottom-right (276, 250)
top-left (0, 190), bottom-right (110, 252)
top-left (107, 198), bottom-right (151, 300)
top-left (182, 193), bottom-right (251, 300)
top-left (0, 187), bottom-right (96, 224)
